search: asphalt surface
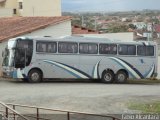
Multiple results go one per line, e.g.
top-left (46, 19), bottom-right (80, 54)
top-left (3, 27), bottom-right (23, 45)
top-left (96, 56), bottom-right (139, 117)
top-left (0, 79), bottom-right (160, 114)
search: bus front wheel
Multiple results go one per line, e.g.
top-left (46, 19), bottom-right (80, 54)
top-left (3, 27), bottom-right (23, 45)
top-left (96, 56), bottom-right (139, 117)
top-left (28, 69), bottom-right (42, 83)
top-left (101, 70), bottom-right (114, 83)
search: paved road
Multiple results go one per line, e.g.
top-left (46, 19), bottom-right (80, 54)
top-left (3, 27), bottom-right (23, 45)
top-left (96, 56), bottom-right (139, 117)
top-left (0, 79), bottom-right (160, 114)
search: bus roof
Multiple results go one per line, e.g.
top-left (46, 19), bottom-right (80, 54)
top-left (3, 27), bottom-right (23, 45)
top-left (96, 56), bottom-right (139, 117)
top-left (12, 36), bottom-right (157, 45)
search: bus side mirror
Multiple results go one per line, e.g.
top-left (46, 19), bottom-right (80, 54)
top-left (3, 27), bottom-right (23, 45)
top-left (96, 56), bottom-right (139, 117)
top-left (2, 51), bottom-right (4, 57)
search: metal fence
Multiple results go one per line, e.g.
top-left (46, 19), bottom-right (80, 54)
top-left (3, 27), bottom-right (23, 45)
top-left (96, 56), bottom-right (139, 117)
top-left (0, 103), bottom-right (121, 120)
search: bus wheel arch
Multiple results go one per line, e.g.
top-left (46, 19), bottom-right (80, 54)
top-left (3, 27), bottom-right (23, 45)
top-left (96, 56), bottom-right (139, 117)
top-left (101, 69), bottom-right (115, 83)
top-left (28, 68), bottom-right (43, 83)
top-left (115, 69), bottom-right (128, 83)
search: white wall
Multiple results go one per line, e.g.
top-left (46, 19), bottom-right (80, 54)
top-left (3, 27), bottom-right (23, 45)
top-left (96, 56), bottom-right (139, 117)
top-left (80, 32), bottom-right (134, 42)
top-left (22, 0), bottom-right (61, 16)
top-left (23, 20), bottom-right (71, 37)
top-left (0, 8), bottom-right (13, 17)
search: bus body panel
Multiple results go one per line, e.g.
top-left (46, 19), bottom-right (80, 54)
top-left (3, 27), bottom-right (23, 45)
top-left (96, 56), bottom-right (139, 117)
top-left (2, 36), bottom-right (158, 81)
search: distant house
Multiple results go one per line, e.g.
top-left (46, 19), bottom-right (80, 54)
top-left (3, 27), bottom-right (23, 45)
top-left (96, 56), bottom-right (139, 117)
top-left (133, 22), bottom-right (147, 30)
top-left (0, 16), bottom-right (72, 75)
top-left (72, 25), bottom-right (99, 34)
top-left (155, 25), bottom-right (160, 33)
top-left (147, 23), bottom-right (153, 31)
top-left (0, 0), bottom-right (61, 17)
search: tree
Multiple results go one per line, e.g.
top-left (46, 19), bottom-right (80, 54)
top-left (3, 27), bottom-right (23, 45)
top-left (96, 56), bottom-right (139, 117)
top-left (108, 24), bottom-right (129, 33)
top-left (129, 24), bottom-right (137, 29)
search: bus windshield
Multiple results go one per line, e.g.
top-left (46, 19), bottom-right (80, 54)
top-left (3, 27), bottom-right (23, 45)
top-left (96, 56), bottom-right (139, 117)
top-left (14, 39), bottom-right (33, 68)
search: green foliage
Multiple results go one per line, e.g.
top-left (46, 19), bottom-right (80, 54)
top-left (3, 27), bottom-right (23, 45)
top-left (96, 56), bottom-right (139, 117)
top-left (108, 24), bottom-right (129, 33)
top-left (129, 24), bottom-right (137, 29)
top-left (71, 20), bottom-right (81, 26)
top-left (128, 102), bottom-right (160, 113)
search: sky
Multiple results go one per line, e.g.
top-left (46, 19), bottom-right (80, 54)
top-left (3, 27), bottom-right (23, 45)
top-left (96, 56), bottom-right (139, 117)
top-left (62, 0), bottom-right (160, 12)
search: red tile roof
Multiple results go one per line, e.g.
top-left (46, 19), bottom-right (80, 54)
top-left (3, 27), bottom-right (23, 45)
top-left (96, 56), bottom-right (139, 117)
top-left (72, 25), bottom-right (99, 34)
top-left (155, 25), bottom-right (160, 33)
top-left (0, 0), bottom-right (5, 2)
top-left (0, 16), bottom-right (71, 42)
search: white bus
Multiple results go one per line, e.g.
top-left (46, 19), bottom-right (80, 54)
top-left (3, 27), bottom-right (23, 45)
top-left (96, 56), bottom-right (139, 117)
top-left (2, 36), bottom-right (158, 83)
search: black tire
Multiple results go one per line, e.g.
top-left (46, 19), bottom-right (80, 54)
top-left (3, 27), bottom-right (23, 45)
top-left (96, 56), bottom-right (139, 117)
top-left (22, 78), bottom-right (28, 83)
top-left (115, 71), bottom-right (128, 83)
top-left (101, 70), bottom-right (114, 83)
top-left (28, 69), bottom-right (42, 83)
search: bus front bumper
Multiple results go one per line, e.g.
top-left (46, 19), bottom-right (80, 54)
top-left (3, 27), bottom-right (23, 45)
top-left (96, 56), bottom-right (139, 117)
top-left (2, 67), bottom-right (25, 79)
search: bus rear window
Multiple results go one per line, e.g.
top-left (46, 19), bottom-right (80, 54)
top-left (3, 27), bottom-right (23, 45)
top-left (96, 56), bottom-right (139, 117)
top-left (137, 46), bottom-right (154, 56)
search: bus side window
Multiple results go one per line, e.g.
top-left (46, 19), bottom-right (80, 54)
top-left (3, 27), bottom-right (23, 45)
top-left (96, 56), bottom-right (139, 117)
top-left (47, 42), bottom-right (57, 53)
top-left (119, 45), bottom-right (136, 55)
top-left (146, 46), bottom-right (154, 56)
top-left (59, 42), bottom-right (78, 53)
top-left (88, 44), bottom-right (98, 54)
top-left (137, 46), bottom-right (146, 56)
top-left (118, 45), bottom-right (128, 55)
top-left (128, 45), bottom-right (136, 55)
top-left (79, 43), bottom-right (88, 54)
top-left (99, 44), bottom-right (117, 54)
top-left (37, 42), bottom-right (47, 52)
top-left (80, 43), bottom-right (98, 54)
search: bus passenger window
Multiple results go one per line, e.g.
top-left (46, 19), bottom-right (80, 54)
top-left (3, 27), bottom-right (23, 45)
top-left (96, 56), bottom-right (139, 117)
top-left (128, 45), bottom-right (136, 55)
top-left (118, 45), bottom-right (128, 55)
top-left (80, 43), bottom-right (98, 54)
top-left (89, 44), bottom-right (98, 54)
top-left (137, 46), bottom-right (145, 56)
top-left (47, 43), bottom-right (57, 53)
top-left (146, 46), bottom-right (154, 56)
top-left (99, 44), bottom-right (117, 54)
top-left (58, 42), bottom-right (78, 53)
top-left (119, 45), bottom-right (136, 55)
top-left (137, 46), bottom-right (154, 56)
top-left (37, 42), bottom-right (47, 52)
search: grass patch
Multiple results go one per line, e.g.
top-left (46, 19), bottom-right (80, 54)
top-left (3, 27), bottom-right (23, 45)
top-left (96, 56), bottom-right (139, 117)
top-left (128, 102), bottom-right (160, 113)
top-left (127, 79), bottom-right (160, 84)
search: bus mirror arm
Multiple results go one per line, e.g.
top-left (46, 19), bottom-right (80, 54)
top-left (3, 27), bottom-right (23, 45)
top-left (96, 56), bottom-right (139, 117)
top-left (2, 51), bottom-right (4, 57)
top-left (24, 49), bottom-right (27, 67)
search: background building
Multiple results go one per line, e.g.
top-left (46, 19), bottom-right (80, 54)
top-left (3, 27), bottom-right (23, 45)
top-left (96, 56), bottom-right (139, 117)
top-left (0, 0), bottom-right (61, 17)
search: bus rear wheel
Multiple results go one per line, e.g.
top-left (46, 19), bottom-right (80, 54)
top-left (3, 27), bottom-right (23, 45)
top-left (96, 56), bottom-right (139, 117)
top-left (115, 71), bottom-right (127, 83)
top-left (101, 70), bottom-right (114, 83)
top-left (28, 69), bottom-right (42, 83)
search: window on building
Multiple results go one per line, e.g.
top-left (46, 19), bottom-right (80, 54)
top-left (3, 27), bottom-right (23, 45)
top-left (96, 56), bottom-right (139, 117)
top-left (19, 2), bottom-right (23, 9)
top-left (99, 44), bottom-right (117, 55)
top-left (137, 46), bottom-right (154, 56)
top-left (13, 9), bottom-right (17, 14)
top-left (36, 42), bottom-right (57, 53)
top-left (118, 45), bottom-right (136, 55)
top-left (79, 43), bottom-right (98, 54)
top-left (58, 42), bottom-right (78, 53)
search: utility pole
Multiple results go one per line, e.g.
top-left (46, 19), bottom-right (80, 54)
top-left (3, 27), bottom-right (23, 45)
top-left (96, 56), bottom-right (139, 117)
top-left (81, 16), bottom-right (84, 27)
top-left (94, 17), bottom-right (97, 31)
top-left (151, 22), bottom-right (154, 41)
